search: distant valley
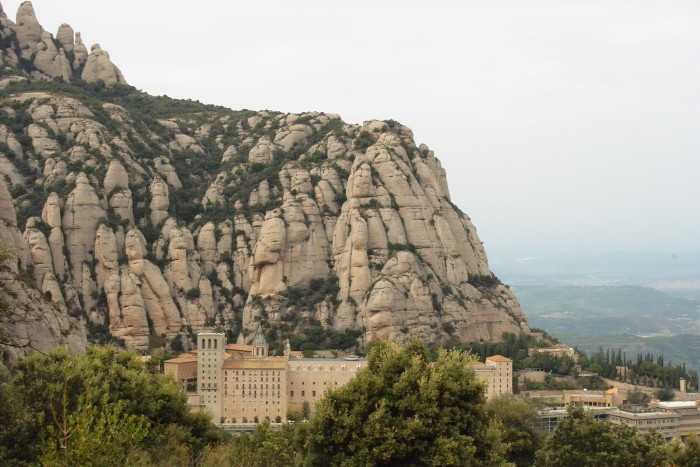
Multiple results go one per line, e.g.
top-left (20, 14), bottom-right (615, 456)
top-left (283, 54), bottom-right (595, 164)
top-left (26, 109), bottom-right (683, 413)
top-left (493, 250), bottom-right (700, 370)
top-left (514, 285), bottom-right (700, 336)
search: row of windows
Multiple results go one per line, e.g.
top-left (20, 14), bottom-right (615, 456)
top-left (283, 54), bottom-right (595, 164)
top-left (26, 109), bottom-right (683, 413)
top-left (226, 384), bottom-right (281, 390)
top-left (225, 377), bottom-right (281, 383)
top-left (237, 393), bottom-right (282, 399)
top-left (290, 380), bottom-right (340, 386)
top-left (227, 371), bottom-right (281, 376)
top-left (226, 400), bottom-right (282, 406)
top-left (291, 365), bottom-right (359, 371)
top-left (199, 338), bottom-right (222, 349)
top-left (290, 390), bottom-right (317, 397)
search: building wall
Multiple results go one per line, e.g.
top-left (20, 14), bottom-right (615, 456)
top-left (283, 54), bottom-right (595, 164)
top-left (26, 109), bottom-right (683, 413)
top-left (474, 366), bottom-right (497, 398)
top-left (607, 410), bottom-right (680, 440)
top-left (222, 359), bottom-right (287, 423)
top-left (657, 402), bottom-right (700, 440)
top-left (164, 358), bottom-right (197, 391)
top-left (485, 356), bottom-right (513, 396)
top-left (197, 333), bottom-right (226, 422)
top-left (175, 335), bottom-right (511, 423)
top-left (287, 359), bottom-right (367, 414)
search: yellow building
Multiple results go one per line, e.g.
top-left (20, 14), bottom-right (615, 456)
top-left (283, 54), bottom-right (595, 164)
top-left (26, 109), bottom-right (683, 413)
top-left (163, 353), bottom-right (197, 391)
top-left (164, 332), bottom-right (512, 423)
top-left (222, 356), bottom-right (288, 422)
top-left (565, 388), bottom-right (629, 408)
top-left (473, 355), bottom-right (513, 398)
top-left (287, 358), bottom-right (366, 413)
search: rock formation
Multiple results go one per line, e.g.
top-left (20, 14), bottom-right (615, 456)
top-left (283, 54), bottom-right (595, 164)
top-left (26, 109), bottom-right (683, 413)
top-left (81, 44), bottom-right (127, 86)
top-left (0, 1), bottom-right (530, 357)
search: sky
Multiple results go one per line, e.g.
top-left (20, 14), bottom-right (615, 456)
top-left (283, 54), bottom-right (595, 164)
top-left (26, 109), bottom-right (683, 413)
top-left (4, 0), bottom-right (700, 258)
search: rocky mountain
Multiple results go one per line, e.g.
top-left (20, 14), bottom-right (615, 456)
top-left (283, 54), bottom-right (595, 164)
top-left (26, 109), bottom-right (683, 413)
top-left (0, 1), bottom-right (529, 354)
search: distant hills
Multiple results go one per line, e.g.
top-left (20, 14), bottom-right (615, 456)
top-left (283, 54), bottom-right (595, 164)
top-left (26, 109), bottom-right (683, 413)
top-left (558, 333), bottom-right (700, 372)
top-left (510, 282), bottom-right (700, 371)
top-left (515, 285), bottom-right (700, 336)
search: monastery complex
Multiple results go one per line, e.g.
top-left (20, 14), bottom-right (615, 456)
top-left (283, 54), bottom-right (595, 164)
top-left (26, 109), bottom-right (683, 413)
top-left (164, 330), bottom-right (513, 423)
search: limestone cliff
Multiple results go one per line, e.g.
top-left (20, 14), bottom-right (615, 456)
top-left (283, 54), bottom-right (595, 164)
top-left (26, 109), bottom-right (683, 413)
top-left (0, 1), bottom-right (528, 354)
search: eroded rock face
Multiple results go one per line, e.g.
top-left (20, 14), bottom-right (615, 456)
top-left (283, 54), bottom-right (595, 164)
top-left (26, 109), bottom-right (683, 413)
top-left (0, 176), bottom-right (16, 226)
top-left (154, 156), bottom-right (182, 188)
top-left (62, 173), bottom-right (106, 294)
top-left (0, 11), bottom-right (529, 353)
top-left (104, 159), bottom-right (129, 193)
top-left (15, 1), bottom-right (43, 58)
top-left (248, 214), bottom-right (287, 296)
top-left (149, 176), bottom-right (169, 225)
top-left (94, 223), bottom-right (118, 290)
top-left (248, 136), bottom-right (278, 164)
top-left (56, 23), bottom-right (74, 52)
top-left (81, 44), bottom-right (127, 86)
top-left (73, 32), bottom-right (88, 69)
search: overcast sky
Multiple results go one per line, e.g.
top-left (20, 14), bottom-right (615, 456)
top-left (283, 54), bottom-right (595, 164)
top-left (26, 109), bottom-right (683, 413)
top-left (4, 0), bottom-right (699, 257)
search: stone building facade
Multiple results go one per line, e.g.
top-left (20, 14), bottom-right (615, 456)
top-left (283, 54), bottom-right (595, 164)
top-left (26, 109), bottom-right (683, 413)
top-left (164, 331), bottom-right (512, 423)
top-left (473, 355), bottom-right (513, 398)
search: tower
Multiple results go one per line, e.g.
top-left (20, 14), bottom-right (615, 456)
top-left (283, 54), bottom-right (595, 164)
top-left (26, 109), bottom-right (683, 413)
top-left (252, 324), bottom-right (268, 357)
top-left (197, 332), bottom-right (226, 422)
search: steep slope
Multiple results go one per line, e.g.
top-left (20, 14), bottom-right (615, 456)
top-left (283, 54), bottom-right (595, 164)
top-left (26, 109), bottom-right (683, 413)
top-left (0, 1), bottom-right (528, 353)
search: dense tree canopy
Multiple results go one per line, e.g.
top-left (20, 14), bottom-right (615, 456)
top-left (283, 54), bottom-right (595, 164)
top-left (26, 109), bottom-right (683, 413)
top-left (5, 342), bottom-right (700, 466)
top-left (0, 346), bottom-right (224, 465)
top-left (299, 340), bottom-right (505, 466)
top-left (534, 404), bottom-right (667, 467)
top-left (485, 395), bottom-right (543, 466)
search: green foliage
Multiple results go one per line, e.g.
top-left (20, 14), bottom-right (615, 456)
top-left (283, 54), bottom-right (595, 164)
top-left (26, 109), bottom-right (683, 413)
top-left (281, 277), bottom-right (340, 308)
top-left (534, 404), bottom-right (667, 467)
top-left (0, 346), bottom-right (223, 465)
top-left (654, 386), bottom-right (675, 401)
top-left (667, 431), bottom-right (700, 467)
top-left (286, 318), bottom-right (362, 352)
top-left (467, 274), bottom-right (502, 288)
top-left (38, 391), bottom-right (150, 466)
top-left (299, 340), bottom-right (505, 466)
top-left (485, 395), bottom-right (543, 466)
top-left (201, 421), bottom-right (296, 467)
top-left (186, 288), bottom-right (201, 300)
top-left (387, 242), bottom-right (417, 255)
top-left (353, 130), bottom-right (374, 152)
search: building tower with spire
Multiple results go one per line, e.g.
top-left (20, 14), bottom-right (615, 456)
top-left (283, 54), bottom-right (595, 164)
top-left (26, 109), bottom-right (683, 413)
top-left (252, 324), bottom-right (268, 357)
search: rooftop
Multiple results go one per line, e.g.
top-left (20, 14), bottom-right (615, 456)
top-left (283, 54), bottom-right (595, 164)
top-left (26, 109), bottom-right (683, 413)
top-left (486, 355), bottom-right (512, 363)
top-left (658, 401), bottom-right (698, 409)
top-left (252, 324), bottom-right (268, 347)
top-left (226, 344), bottom-right (254, 352)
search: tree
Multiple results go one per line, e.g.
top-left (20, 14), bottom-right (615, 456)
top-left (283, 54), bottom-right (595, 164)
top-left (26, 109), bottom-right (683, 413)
top-left (534, 405), bottom-right (667, 467)
top-left (0, 345), bottom-right (224, 465)
top-left (201, 420), bottom-right (296, 467)
top-left (667, 432), bottom-right (700, 467)
top-left (485, 394), bottom-right (543, 466)
top-left (38, 391), bottom-right (150, 466)
top-left (300, 340), bottom-right (505, 466)
top-left (654, 386), bottom-right (675, 401)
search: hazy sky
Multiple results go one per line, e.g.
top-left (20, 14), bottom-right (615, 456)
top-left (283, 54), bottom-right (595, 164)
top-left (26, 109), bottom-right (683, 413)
top-left (4, 0), bottom-right (699, 256)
